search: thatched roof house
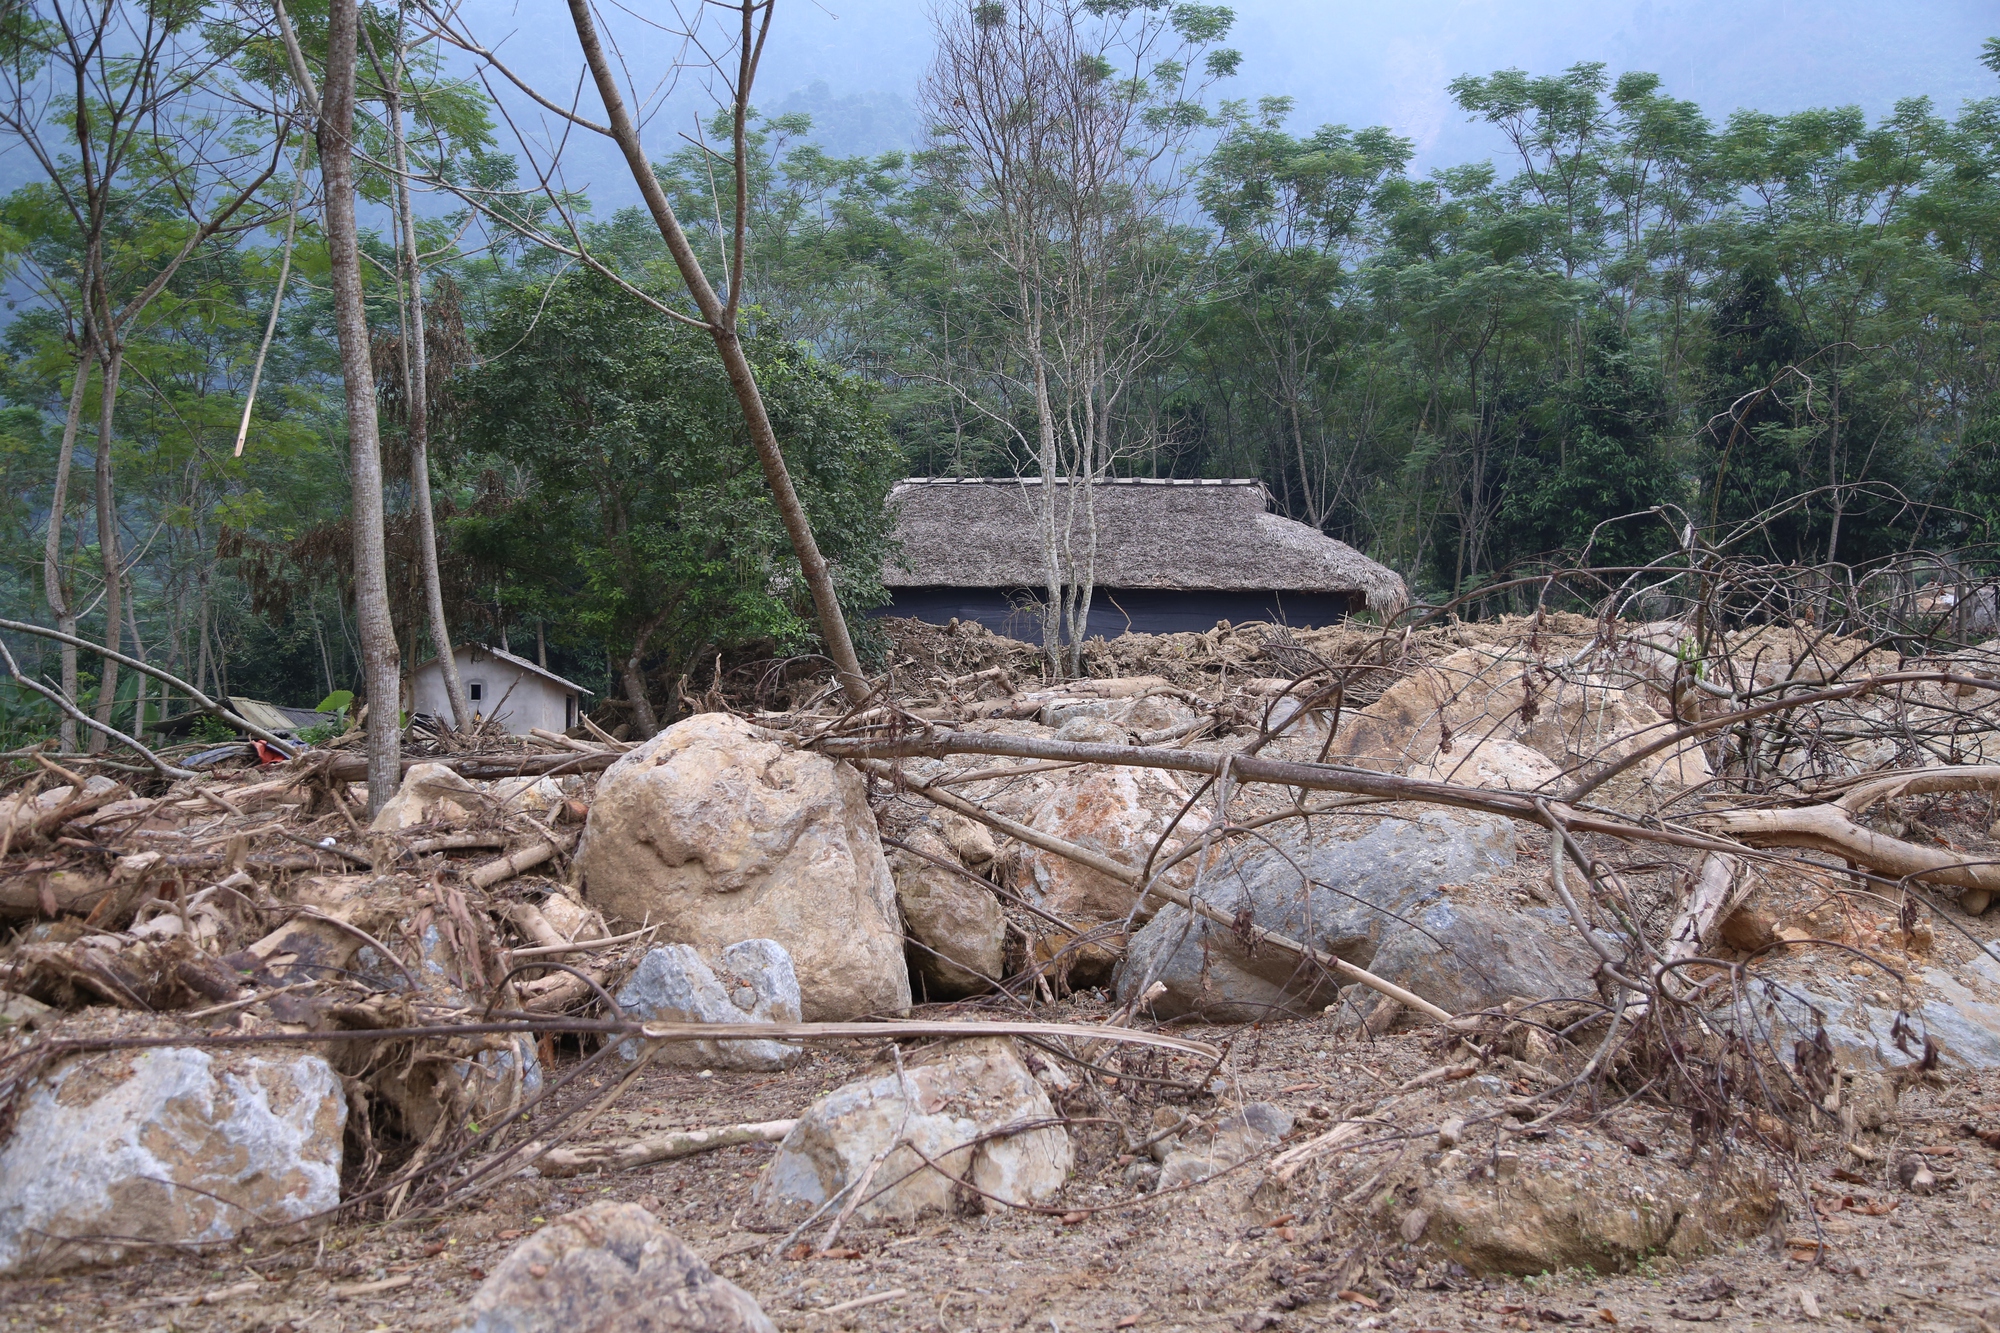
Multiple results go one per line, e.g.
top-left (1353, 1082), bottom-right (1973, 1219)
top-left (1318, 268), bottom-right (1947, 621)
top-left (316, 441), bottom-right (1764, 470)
top-left (881, 477), bottom-right (1405, 640)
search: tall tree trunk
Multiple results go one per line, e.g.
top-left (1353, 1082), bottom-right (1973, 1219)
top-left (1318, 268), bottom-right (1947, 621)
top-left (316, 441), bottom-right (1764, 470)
top-left (43, 347), bottom-right (92, 750)
top-left (87, 342), bottom-right (123, 752)
top-left (387, 49), bottom-right (470, 733)
top-left (323, 0), bottom-right (402, 813)
top-left (621, 611), bottom-right (666, 738)
top-left (563, 0), bottom-right (869, 706)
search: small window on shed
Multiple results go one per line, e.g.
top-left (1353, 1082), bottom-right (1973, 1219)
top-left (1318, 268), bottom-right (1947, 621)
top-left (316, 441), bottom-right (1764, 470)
top-left (468, 681), bottom-right (484, 702)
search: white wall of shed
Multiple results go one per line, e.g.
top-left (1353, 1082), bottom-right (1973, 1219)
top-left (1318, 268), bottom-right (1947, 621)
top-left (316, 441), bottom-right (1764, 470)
top-left (409, 657), bottom-right (576, 735)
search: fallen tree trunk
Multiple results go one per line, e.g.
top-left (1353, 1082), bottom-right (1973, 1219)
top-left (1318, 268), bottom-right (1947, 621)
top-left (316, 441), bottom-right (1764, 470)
top-left (312, 752), bottom-right (619, 783)
top-left (535, 1120), bottom-right (798, 1177)
top-left (1703, 804), bottom-right (2000, 893)
top-left (468, 831), bottom-right (578, 890)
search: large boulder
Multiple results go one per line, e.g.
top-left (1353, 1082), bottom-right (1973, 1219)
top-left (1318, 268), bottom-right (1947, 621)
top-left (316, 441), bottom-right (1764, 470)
top-left (755, 1037), bottom-right (1071, 1226)
top-left (1329, 645), bottom-right (1710, 808)
top-left (456, 1202), bottom-right (775, 1333)
top-left (0, 1047), bottom-right (345, 1274)
top-left (891, 829), bottom-right (1006, 999)
top-left (1116, 810), bottom-right (1599, 1022)
top-left (576, 714), bottom-right (910, 1021)
top-left (614, 940), bottom-right (802, 1069)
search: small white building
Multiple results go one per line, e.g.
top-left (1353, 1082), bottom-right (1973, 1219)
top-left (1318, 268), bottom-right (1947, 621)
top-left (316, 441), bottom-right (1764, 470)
top-left (406, 644), bottom-right (590, 736)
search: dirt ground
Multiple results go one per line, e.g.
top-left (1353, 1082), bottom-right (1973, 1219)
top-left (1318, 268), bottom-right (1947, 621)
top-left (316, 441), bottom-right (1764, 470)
top-left (8, 990), bottom-right (2000, 1333)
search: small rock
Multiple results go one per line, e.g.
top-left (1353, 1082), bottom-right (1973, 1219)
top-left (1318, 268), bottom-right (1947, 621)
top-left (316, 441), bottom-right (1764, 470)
top-left (487, 775), bottom-right (568, 815)
top-left (756, 1037), bottom-right (1071, 1225)
top-left (1896, 1154), bottom-right (1936, 1194)
top-left (614, 941), bottom-right (802, 1069)
top-left (1053, 715), bottom-right (1125, 744)
top-left (940, 814), bottom-right (997, 866)
top-left (370, 762), bottom-right (480, 831)
top-left (1964, 888), bottom-right (1994, 917)
top-left (0, 1047), bottom-right (345, 1275)
top-left (891, 830), bottom-right (1006, 999)
top-left (1157, 1103), bottom-right (1294, 1190)
top-left (1437, 1118), bottom-right (1466, 1149)
top-left (455, 1202), bottom-right (775, 1333)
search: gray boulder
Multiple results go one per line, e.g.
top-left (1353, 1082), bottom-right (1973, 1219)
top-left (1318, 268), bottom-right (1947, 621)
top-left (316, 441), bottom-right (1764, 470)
top-left (615, 940), bottom-right (802, 1069)
top-left (0, 1047), bottom-right (345, 1275)
top-left (1116, 809), bottom-right (1598, 1021)
top-left (456, 1202), bottom-right (775, 1333)
top-left (755, 1037), bottom-right (1071, 1226)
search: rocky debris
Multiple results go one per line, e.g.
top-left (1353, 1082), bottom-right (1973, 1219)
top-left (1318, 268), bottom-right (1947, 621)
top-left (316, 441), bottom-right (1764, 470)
top-left (938, 813), bottom-right (997, 866)
top-left (576, 713), bottom-right (911, 1021)
top-left (1415, 1140), bottom-right (1777, 1275)
top-left (1413, 736), bottom-right (1563, 791)
top-left (371, 761), bottom-right (482, 831)
top-left (755, 1037), bottom-right (1071, 1226)
top-left (890, 828), bottom-right (1006, 999)
top-left (987, 758), bottom-right (1209, 985)
top-left (1117, 809), bottom-right (1595, 1022)
top-left (455, 1202), bottom-right (776, 1333)
top-left (0, 1046), bottom-right (345, 1275)
top-left (1328, 644), bottom-right (1711, 807)
top-left (1157, 1103), bottom-right (1295, 1190)
top-left (614, 940), bottom-right (803, 1069)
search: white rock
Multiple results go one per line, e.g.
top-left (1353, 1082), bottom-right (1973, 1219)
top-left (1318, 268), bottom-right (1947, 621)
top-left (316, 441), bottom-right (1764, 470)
top-left (614, 940), bottom-right (802, 1069)
top-left (1413, 737), bottom-right (1563, 792)
top-left (0, 1047), bottom-right (345, 1274)
top-left (576, 714), bottom-right (910, 1021)
top-left (488, 775), bottom-right (568, 815)
top-left (370, 762), bottom-right (481, 831)
top-left (755, 1037), bottom-right (1071, 1225)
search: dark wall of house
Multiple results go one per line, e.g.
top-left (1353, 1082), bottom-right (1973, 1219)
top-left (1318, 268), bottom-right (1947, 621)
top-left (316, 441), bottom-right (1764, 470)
top-left (875, 587), bottom-right (1362, 641)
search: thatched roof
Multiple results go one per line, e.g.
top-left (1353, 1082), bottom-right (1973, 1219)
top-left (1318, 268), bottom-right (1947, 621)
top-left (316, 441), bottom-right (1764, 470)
top-left (884, 478), bottom-right (1407, 614)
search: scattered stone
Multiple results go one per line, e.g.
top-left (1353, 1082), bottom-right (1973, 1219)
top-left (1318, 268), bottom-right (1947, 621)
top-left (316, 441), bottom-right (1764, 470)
top-left (370, 762), bottom-right (480, 831)
top-left (939, 813), bottom-right (997, 866)
top-left (1117, 809), bottom-right (1596, 1022)
top-left (891, 829), bottom-right (1006, 999)
top-left (576, 713), bottom-right (911, 1021)
top-left (755, 1037), bottom-right (1071, 1226)
top-left (455, 1202), bottom-right (775, 1333)
top-left (613, 940), bottom-right (802, 1069)
top-left (0, 1047), bottom-right (345, 1275)
top-left (1157, 1103), bottom-right (1294, 1190)
top-left (1416, 1142), bottom-right (1775, 1275)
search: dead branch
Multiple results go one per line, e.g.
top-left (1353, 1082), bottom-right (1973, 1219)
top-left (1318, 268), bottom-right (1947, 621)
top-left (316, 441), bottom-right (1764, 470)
top-left (534, 1119), bottom-right (798, 1177)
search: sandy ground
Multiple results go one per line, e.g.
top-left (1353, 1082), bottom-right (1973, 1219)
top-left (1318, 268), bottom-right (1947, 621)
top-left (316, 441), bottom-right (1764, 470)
top-left (7, 991), bottom-right (2000, 1333)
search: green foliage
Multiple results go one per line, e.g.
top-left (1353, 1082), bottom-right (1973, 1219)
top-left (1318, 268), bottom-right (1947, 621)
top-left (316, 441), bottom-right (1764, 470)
top-left (451, 272), bottom-right (901, 710)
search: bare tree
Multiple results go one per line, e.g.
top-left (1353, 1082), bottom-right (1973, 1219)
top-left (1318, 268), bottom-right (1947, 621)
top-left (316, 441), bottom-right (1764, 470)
top-left (0, 0), bottom-right (288, 745)
top-left (922, 0), bottom-right (1234, 674)
top-left (322, 0), bottom-right (402, 809)
top-left (371, 4), bottom-right (471, 733)
top-left (421, 0), bottom-right (871, 710)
